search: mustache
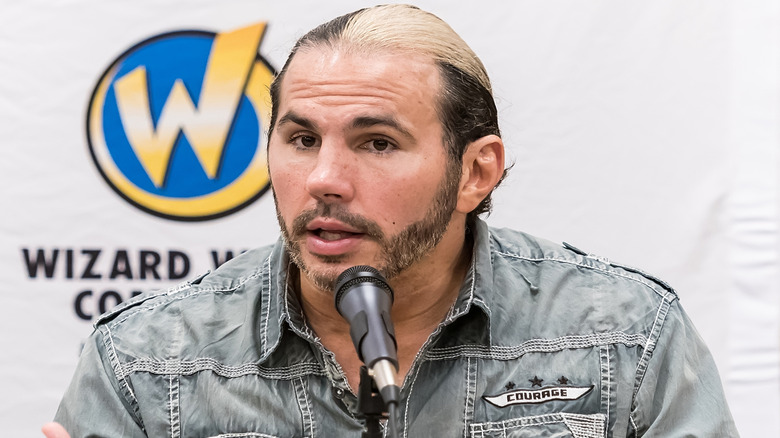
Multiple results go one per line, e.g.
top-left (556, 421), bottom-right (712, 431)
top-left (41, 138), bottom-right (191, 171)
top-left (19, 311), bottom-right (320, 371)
top-left (290, 203), bottom-right (385, 241)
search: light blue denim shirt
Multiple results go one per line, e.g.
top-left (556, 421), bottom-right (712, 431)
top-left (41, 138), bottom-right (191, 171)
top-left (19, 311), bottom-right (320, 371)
top-left (54, 219), bottom-right (738, 437)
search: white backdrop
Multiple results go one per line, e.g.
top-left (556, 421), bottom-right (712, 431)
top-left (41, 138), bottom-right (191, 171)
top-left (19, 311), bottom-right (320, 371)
top-left (0, 1), bottom-right (776, 436)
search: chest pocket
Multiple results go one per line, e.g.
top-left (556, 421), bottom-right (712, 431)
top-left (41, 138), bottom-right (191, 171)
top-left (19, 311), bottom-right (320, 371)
top-left (469, 413), bottom-right (605, 438)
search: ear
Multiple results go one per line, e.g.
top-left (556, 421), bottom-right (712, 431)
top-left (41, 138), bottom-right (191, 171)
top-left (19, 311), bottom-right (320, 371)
top-left (456, 134), bottom-right (505, 214)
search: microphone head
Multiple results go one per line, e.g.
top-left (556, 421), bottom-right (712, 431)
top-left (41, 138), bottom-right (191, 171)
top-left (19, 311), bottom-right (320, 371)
top-left (334, 265), bottom-right (398, 369)
top-left (334, 265), bottom-right (394, 311)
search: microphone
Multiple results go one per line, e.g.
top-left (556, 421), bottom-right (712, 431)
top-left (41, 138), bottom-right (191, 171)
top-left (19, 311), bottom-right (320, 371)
top-left (334, 265), bottom-right (400, 406)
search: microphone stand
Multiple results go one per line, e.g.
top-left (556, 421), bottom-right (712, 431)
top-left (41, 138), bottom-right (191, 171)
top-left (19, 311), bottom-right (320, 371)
top-left (357, 366), bottom-right (388, 438)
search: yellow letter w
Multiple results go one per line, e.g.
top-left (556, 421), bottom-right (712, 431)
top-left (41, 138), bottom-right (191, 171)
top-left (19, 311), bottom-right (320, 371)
top-left (113, 23), bottom-right (265, 187)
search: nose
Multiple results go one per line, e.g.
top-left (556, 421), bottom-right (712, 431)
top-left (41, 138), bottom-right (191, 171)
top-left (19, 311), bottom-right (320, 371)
top-left (305, 143), bottom-right (355, 203)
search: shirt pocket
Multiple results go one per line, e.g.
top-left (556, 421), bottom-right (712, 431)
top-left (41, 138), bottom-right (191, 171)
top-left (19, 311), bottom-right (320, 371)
top-left (469, 412), bottom-right (605, 438)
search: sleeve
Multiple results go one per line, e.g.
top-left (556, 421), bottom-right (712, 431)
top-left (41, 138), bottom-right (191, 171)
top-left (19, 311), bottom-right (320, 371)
top-left (53, 327), bottom-right (147, 438)
top-left (630, 299), bottom-right (740, 437)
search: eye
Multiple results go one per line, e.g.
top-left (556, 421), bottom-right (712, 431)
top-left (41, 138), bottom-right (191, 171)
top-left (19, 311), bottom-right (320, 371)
top-left (300, 136), bottom-right (317, 147)
top-left (291, 134), bottom-right (319, 149)
top-left (371, 139), bottom-right (390, 152)
top-left (364, 138), bottom-right (396, 154)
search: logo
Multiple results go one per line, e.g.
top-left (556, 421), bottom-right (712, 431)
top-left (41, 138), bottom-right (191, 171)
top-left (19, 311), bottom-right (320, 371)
top-left (484, 386), bottom-right (593, 408)
top-left (483, 376), bottom-right (593, 408)
top-left (87, 23), bottom-right (275, 220)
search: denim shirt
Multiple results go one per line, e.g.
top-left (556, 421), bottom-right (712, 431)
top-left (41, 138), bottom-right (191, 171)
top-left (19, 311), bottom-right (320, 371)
top-left (54, 219), bottom-right (739, 437)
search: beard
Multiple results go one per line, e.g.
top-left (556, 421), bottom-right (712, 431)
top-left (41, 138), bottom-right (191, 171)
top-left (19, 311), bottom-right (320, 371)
top-left (274, 159), bottom-right (461, 291)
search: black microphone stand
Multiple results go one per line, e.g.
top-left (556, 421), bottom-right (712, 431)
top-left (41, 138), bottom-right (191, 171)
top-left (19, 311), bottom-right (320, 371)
top-left (357, 366), bottom-right (389, 438)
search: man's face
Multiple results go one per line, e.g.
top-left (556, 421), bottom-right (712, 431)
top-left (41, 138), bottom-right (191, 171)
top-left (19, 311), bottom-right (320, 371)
top-left (268, 48), bottom-right (461, 291)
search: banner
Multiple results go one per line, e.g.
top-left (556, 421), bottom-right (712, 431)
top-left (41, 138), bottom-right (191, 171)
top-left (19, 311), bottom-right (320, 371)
top-left (1, 1), bottom-right (774, 436)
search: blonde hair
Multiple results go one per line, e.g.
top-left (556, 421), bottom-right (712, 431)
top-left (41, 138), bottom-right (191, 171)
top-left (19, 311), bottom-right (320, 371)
top-left (332, 4), bottom-right (492, 95)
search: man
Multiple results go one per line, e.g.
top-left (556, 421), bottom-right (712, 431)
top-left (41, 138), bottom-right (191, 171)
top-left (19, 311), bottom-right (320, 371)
top-left (46, 4), bottom-right (738, 437)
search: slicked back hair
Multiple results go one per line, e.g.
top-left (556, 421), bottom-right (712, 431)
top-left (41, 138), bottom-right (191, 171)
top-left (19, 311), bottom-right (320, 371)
top-left (268, 4), bottom-right (505, 223)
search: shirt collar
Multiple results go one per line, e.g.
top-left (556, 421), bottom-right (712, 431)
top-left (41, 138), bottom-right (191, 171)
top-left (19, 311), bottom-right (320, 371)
top-left (439, 218), bottom-right (494, 343)
top-left (254, 240), bottom-right (292, 362)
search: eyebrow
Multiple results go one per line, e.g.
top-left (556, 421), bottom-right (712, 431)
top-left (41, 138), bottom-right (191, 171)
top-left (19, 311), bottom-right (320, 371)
top-left (276, 111), bottom-right (317, 131)
top-left (351, 116), bottom-right (416, 143)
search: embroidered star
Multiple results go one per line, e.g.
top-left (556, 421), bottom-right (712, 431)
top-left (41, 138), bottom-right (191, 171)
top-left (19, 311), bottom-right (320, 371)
top-left (505, 381), bottom-right (516, 390)
top-left (529, 376), bottom-right (543, 387)
top-left (558, 376), bottom-right (569, 385)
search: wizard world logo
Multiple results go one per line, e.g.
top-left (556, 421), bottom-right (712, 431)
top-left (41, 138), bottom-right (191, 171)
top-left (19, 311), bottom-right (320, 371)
top-left (87, 23), bottom-right (274, 221)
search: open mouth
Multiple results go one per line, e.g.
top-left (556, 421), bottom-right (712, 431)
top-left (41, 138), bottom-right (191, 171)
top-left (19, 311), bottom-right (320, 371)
top-left (312, 229), bottom-right (360, 241)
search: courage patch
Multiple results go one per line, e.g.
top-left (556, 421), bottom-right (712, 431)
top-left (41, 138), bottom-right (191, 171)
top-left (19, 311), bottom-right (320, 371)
top-left (483, 385), bottom-right (594, 408)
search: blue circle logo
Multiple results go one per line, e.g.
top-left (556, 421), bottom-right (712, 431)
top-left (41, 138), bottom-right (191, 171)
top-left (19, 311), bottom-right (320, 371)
top-left (87, 23), bottom-right (274, 220)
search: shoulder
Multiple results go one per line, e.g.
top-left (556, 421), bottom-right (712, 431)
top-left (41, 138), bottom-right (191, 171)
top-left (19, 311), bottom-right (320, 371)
top-left (95, 244), bottom-right (276, 326)
top-left (480, 225), bottom-right (679, 342)
top-left (90, 243), bottom-right (280, 360)
top-left (486, 226), bottom-right (677, 302)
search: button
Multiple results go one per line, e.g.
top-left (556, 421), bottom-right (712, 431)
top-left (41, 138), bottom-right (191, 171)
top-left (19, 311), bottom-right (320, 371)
top-left (332, 386), bottom-right (346, 399)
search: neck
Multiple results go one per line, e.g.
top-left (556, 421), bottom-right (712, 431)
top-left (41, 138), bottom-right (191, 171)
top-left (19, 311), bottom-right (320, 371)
top-left (297, 218), bottom-right (472, 391)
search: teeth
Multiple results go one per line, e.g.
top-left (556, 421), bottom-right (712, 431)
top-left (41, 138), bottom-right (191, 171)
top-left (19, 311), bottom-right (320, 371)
top-left (319, 230), bottom-right (346, 241)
